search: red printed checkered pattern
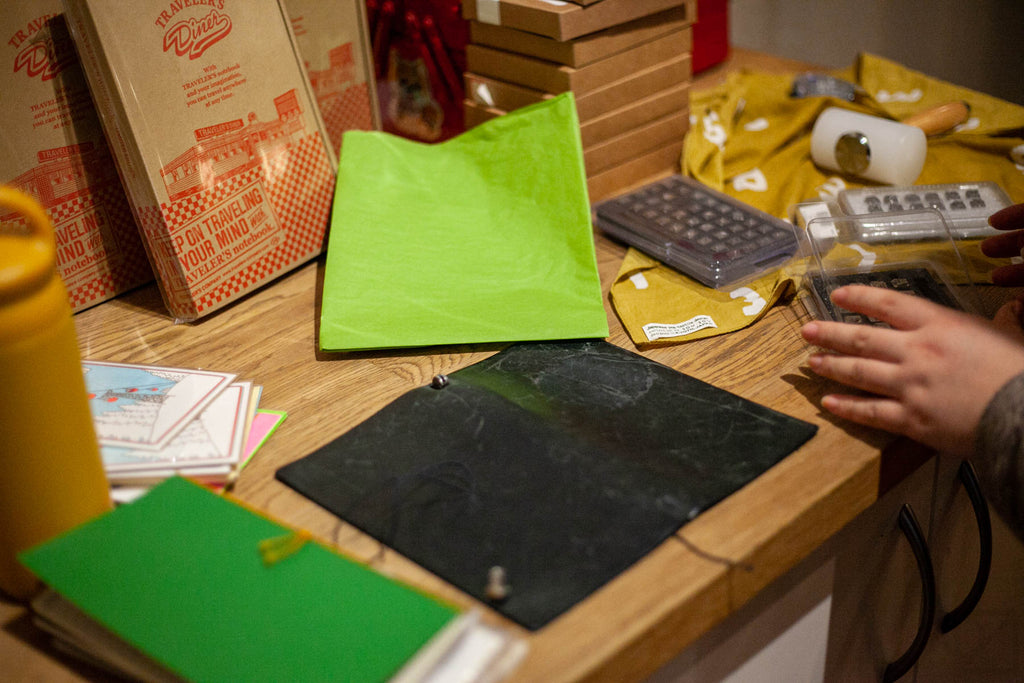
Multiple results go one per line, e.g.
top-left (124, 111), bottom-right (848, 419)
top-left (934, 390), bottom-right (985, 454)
top-left (149, 133), bottom-right (334, 319)
top-left (137, 204), bottom-right (195, 318)
top-left (59, 182), bottom-right (153, 312)
top-left (9, 181), bottom-right (152, 313)
top-left (193, 134), bottom-right (333, 312)
top-left (320, 82), bottom-right (375, 154)
top-left (48, 195), bottom-right (88, 225)
top-left (160, 169), bottom-right (262, 228)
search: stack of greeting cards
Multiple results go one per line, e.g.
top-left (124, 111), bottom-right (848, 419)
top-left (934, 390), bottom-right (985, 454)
top-left (82, 361), bottom-right (285, 501)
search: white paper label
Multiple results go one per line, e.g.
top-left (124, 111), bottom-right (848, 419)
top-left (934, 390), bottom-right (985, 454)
top-left (643, 316), bottom-right (717, 341)
top-left (473, 83), bottom-right (495, 107)
top-left (629, 272), bottom-right (649, 290)
top-left (476, 0), bottom-right (501, 24)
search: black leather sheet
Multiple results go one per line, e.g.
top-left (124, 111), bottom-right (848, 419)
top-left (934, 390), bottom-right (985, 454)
top-left (277, 340), bottom-right (816, 629)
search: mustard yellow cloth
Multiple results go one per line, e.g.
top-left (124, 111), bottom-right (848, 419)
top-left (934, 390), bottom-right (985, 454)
top-left (610, 53), bottom-right (1024, 348)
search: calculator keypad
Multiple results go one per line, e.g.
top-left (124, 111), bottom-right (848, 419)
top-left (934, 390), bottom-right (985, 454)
top-left (837, 182), bottom-right (1011, 241)
top-left (595, 175), bottom-right (798, 288)
top-left (808, 267), bottom-right (959, 326)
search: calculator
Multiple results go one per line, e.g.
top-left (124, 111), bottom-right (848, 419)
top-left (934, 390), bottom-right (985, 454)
top-left (807, 266), bottom-right (961, 327)
top-left (594, 174), bottom-right (799, 288)
top-left (837, 182), bottom-right (1011, 242)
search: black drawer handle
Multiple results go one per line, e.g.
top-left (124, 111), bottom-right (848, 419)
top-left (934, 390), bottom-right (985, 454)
top-left (883, 504), bottom-right (936, 683)
top-left (940, 459), bottom-right (992, 633)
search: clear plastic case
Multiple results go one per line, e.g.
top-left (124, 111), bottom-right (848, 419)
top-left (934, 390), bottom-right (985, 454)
top-left (792, 207), bottom-right (979, 325)
top-left (836, 181), bottom-right (1011, 242)
top-left (594, 174), bottom-right (799, 289)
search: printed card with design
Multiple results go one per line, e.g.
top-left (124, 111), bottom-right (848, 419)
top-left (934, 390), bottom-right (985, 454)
top-left (102, 381), bottom-right (253, 480)
top-left (63, 0), bottom-right (337, 321)
top-left (83, 361), bottom-right (236, 451)
top-left (0, 2), bottom-right (152, 312)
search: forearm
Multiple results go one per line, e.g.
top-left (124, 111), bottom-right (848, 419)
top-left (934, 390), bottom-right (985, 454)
top-left (975, 371), bottom-right (1024, 542)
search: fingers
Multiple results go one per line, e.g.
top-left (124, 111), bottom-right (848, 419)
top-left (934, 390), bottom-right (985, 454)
top-left (802, 318), bottom-right (905, 362)
top-left (988, 203), bottom-right (1024, 231)
top-left (828, 284), bottom-right (946, 330)
top-left (988, 262), bottom-right (1024, 287)
top-left (980, 229), bottom-right (1024, 259)
top-left (819, 393), bottom-right (908, 435)
top-left (808, 352), bottom-right (905, 397)
top-left (982, 204), bottom-right (1024, 261)
top-left (992, 296), bottom-right (1024, 340)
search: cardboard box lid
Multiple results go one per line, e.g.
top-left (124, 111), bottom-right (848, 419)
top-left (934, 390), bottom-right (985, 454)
top-left (469, 4), bottom-right (694, 67)
top-left (588, 140), bottom-right (683, 202)
top-left (466, 28), bottom-right (691, 95)
top-left (465, 72), bottom-right (551, 111)
top-left (464, 51), bottom-right (692, 123)
top-left (465, 81), bottom-right (689, 149)
top-left (583, 108), bottom-right (689, 175)
top-left (464, 0), bottom-right (694, 41)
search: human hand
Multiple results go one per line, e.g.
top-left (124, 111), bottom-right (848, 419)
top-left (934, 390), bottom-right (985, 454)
top-left (981, 203), bottom-right (1024, 286)
top-left (801, 284), bottom-right (1024, 457)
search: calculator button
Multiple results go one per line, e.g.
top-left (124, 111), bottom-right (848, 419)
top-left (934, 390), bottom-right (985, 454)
top-left (594, 174), bottom-right (799, 287)
top-left (835, 181), bottom-right (1011, 242)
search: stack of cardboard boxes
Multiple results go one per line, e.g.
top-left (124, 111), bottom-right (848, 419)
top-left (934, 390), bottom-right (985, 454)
top-left (462, 0), bottom-right (698, 201)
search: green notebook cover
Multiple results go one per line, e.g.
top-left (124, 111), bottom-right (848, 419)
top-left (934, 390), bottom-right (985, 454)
top-left (20, 477), bottom-right (459, 682)
top-left (318, 92), bottom-right (609, 352)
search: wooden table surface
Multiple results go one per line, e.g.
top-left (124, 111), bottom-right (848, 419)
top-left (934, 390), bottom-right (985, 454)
top-left (2, 48), bottom-right (1014, 682)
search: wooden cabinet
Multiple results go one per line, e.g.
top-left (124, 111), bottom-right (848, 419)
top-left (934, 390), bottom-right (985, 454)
top-left (646, 547), bottom-right (834, 683)
top-left (826, 453), bottom-right (1024, 682)
top-left (825, 458), bottom-right (937, 682)
top-left (647, 448), bottom-right (1024, 683)
top-left (915, 455), bottom-right (1024, 681)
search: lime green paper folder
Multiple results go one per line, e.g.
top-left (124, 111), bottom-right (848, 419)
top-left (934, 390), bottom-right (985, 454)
top-left (319, 93), bottom-right (609, 352)
top-left (20, 477), bottom-right (459, 682)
